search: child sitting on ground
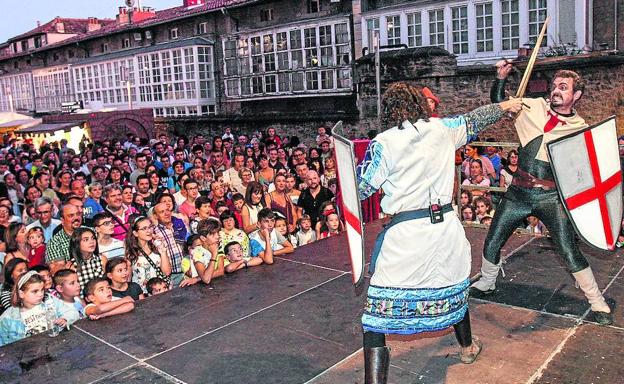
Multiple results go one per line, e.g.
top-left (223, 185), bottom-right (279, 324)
top-left (0, 271), bottom-right (77, 346)
top-left (249, 208), bottom-right (294, 264)
top-left (26, 226), bottom-right (46, 268)
top-left (179, 220), bottom-right (225, 287)
top-left (53, 269), bottom-right (85, 322)
top-left (106, 258), bottom-right (144, 300)
top-left (224, 241), bottom-right (263, 273)
top-left (146, 277), bottom-right (170, 295)
top-left (84, 277), bottom-right (134, 320)
top-left (295, 214), bottom-right (316, 246)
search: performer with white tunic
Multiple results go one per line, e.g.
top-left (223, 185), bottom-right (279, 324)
top-left (356, 83), bottom-right (523, 383)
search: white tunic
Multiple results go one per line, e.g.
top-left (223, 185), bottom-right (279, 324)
top-left (358, 118), bottom-right (471, 289)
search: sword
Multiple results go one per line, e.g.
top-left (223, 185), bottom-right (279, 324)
top-left (516, 16), bottom-right (551, 99)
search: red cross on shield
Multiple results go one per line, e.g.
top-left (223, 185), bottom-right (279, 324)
top-left (547, 116), bottom-right (623, 250)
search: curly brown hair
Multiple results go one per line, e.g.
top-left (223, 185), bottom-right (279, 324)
top-left (381, 82), bottom-right (431, 129)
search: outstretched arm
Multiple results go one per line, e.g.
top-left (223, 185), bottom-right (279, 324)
top-left (491, 60), bottom-right (514, 102)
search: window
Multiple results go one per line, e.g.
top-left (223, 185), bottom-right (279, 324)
top-left (169, 28), bottom-right (179, 40)
top-left (226, 79), bottom-right (239, 96)
top-left (122, 39), bottom-right (130, 49)
top-left (476, 3), bottom-right (494, 52)
top-left (101, 43), bottom-right (109, 53)
top-left (321, 70), bottom-right (333, 89)
top-left (292, 72), bottom-right (304, 91)
top-left (451, 6), bottom-right (468, 54)
top-left (34, 37), bottom-right (42, 48)
top-left (278, 73), bottom-right (290, 92)
top-left (307, 0), bottom-right (320, 13)
top-left (429, 9), bottom-right (444, 48)
top-left (260, 9), bottom-right (273, 22)
top-left (21, 41), bottom-right (27, 52)
top-left (265, 75), bottom-right (276, 93)
top-left (501, 0), bottom-right (520, 50)
top-left (53, 53), bottom-right (59, 61)
top-left (407, 12), bottom-right (422, 47)
top-left (197, 22), bottom-right (207, 35)
top-left (306, 71), bottom-right (318, 90)
top-left (366, 18), bottom-right (380, 51)
top-left (224, 40), bottom-right (238, 75)
top-left (529, 0), bottom-right (548, 46)
top-left (386, 15), bottom-right (401, 46)
top-left (252, 76), bottom-right (263, 93)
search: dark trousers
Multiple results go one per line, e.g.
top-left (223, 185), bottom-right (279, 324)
top-left (483, 186), bottom-right (589, 273)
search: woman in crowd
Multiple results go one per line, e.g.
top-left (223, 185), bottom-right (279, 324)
top-left (461, 144), bottom-right (495, 182)
top-left (285, 173), bottom-right (301, 206)
top-left (255, 155), bottom-right (275, 189)
top-left (219, 210), bottom-right (250, 257)
top-left (55, 171), bottom-right (73, 202)
top-left (3, 223), bottom-right (29, 266)
top-left (500, 149), bottom-right (519, 188)
top-left (4, 173), bottom-right (24, 217)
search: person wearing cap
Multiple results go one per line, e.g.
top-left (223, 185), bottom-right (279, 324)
top-left (422, 87), bottom-right (441, 117)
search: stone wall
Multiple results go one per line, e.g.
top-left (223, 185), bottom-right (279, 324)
top-left (353, 48), bottom-right (624, 144)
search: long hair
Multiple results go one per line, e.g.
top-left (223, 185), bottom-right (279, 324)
top-left (11, 272), bottom-right (44, 307)
top-left (244, 181), bottom-right (265, 207)
top-left (381, 82), bottom-right (431, 129)
top-left (5, 223), bottom-right (25, 254)
top-left (124, 215), bottom-right (156, 264)
top-left (69, 227), bottom-right (100, 265)
top-left (2, 258), bottom-right (28, 292)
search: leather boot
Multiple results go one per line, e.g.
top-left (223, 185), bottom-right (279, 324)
top-left (364, 347), bottom-right (390, 384)
top-left (572, 267), bottom-right (613, 325)
top-left (470, 256), bottom-right (500, 294)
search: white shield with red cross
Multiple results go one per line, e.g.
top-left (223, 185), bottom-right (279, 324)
top-left (332, 121), bottom-right (366, 286)
top-left (547, 116), bottom-right (623, 250)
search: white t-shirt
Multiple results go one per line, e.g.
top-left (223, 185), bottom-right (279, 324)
top-left (99, 238), bottom-right (126, 259)
top-left (21, 305), bottom-right (48, 337)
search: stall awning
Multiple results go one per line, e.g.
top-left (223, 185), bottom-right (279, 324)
top-left (16, 122), bottom-right (85, 135)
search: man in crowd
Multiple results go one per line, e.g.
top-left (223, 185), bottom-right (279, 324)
top-left (297, 170), bottom-right (334, 227)
top-left (130, 153), bottom-right (148, 186)
top-left (104, 184), bottom-right (137, 241)
top-left (26, 196), bottom-right (60, 242)
top-left (46, 203), bottom-right (83, 273)
top-left (152, 202), bottom-right (185, 285)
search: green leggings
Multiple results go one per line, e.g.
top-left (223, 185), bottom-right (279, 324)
top-left (483, 185), bottom-right (589, 273)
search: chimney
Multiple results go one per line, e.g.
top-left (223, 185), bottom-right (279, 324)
top-left (117, 7), bottom-right (130, 25)
top-left (87, 17), bottom-right (101, 32)
top-left (36, 21), bottom-right (41, 27)
top-left (131, 7), bottom-right (156, 23)
top-left (55, 18), bottom-right (65, 33)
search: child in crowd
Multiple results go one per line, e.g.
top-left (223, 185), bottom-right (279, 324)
top-left (53, 269), bottom-right (85, 322)
top-left (249, 208), bottom-right (294, 263)
top-left (93, 212), bottom-right (126, 259)
top-left (0, 258), bottom-right (29, 311)
top-left (319, 211), bottom-right (342, 239)
top-left (31, 265), bottom-right (54, 295)
top-left (232, 193), bottom-right (245, 228)
top-left (0, 271), bottom-right (76, 346)
top-left (224, 241), bottom-right (263, 273)
top-left (69, 227), bottom-right (108, 296)
top-left (180, 220), bottom-right (225, 286)
top-left (314, 201), bottom-right (340, 238)
top-left (26, 226), bottom-right (46, 268)
top-left (526, 216), bottom-right (547, 236)
top-left (146, 277), bottom-right (170, 296)
top-left (106, 258), bottom-right (144, 300)
top-left (274, 216), bottom-right (296, 248)
top-left (84, 277), bottom-right (134, 320)
top-left (295, 215), bottom-right (316, 246)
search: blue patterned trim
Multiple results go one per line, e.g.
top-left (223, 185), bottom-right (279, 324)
top-left (362, 279), bottom-right (469, 334)
top-left (463, 104), bottom-right (505, 142)
top-left (356, 140), bottom-right (384, 200)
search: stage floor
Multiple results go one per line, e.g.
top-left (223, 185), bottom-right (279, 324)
top-left (2, 220), bottom-right (623, 384)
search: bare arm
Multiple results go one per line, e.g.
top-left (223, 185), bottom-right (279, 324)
top-left (273, 240), bottom-right (294, 256)
top-left (85, 297), bottom-right (134, 319)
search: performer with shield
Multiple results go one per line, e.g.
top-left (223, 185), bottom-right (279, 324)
top-left (471, 63), bottom-right (615, 325)
top-left (356, 83), bottom-right (522, 383)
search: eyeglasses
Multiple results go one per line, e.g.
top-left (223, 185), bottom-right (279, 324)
top-left (137, 224), bottom-right (155, 232)
top-left (97, 220), bottom-right (114, 227)
top-left (35, 210), bottom-right (51, 215)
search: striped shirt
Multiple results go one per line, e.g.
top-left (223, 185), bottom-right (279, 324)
top-left (153, 224), bottom-right (184, 274)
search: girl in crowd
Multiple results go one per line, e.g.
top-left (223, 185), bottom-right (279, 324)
top-left (219, 210), bottom-right (250, 257)
top-left (148, 171), bottom-right (163, 196)
top-left (0, 271), bottom-right (75, 346)
top-left (107, 166), bottom-right (124, 186)
top-left (0, 258), bottom-right (29, 311)
top-left (69, 227), bottom-right (108, 295)
top-left (245, 157), bottom-right (256, 172)
top-left (473, 196), bottom-right (494, 223)
top-left (461, 205), bottom-right (477, 223)
top-left (321, 157), bottom-right (337, 188)
top-left (315, 201), bottom-right (340, 239)
top-left (459, 190), bottom-right (474, 207)
top-left (125, 216), bottom-right (172, 293)
top-left (461, 144), bottom-right (495, 181)
top-left (500, 149), bottom-right (519, 188)
top-left (26, 226), bottom-right (46, 268)
top-left (3, 223), bottom-right (29, 266)
top-left (318, 210), bottom-right (342, 239)
top-left (241, 182), bottom-right (266, 234)
top-left (106, 257), bottom-right (144, 301)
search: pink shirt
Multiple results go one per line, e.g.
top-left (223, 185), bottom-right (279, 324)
top-left (108, 205), bottom-right (138, 241)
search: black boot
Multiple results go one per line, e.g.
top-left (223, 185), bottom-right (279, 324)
top-left (364, 347), bottom-right (390, 384)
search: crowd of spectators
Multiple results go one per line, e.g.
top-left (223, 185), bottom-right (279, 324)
top-left (457, 140), bottom-right (545, 233)
top-left (0, 126), bottom-right (342, 346)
